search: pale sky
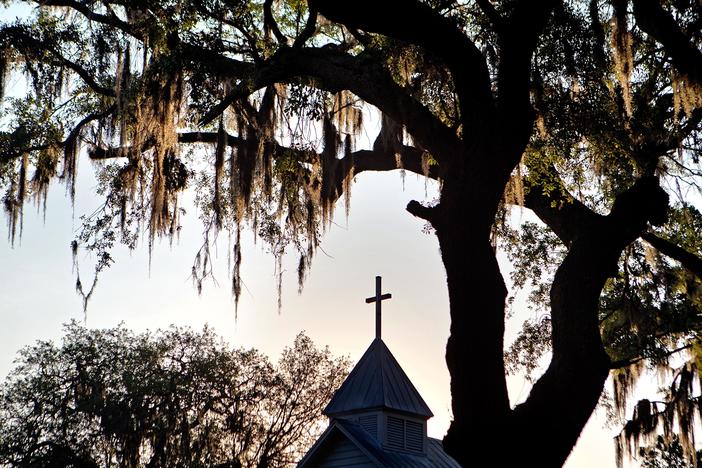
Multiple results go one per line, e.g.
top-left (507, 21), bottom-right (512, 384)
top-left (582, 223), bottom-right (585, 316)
top-left (0, 153), bottom-right (619, 466)
top-left (0, 2), bottom-right (622, 463)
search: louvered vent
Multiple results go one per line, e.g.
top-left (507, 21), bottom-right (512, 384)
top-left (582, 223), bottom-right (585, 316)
top-left (386, 416), bottom-right (405, 449)
top-left (405, 420), bottom-right (423, 452)
top-left (359, 414), bottom-right (378, 439)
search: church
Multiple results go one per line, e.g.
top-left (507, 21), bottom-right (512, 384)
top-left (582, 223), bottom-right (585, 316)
top-left (297, 277), bottom-right (462, 467)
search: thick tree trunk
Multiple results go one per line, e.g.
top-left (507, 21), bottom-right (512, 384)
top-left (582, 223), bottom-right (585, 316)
top-left (436, 206), bottom-right (614, 466)
top-left (434, 174), bottom-right (667, 467)
top-left (506, 177), bottom-right (668, 466)
top-left (434, 174), bottom-right (511, 466)
top-left (510, 231), bottom-right (613, 466)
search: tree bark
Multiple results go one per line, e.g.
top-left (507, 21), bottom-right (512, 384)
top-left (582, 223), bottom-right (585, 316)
top-left (511, 177), bottom-right (670, 466)
top-left (434, 188), bottom-right (511, 466)
top-left (424, 142), bottom-right (513, 465)
top-left (509, 229), bottom-right (613, 466)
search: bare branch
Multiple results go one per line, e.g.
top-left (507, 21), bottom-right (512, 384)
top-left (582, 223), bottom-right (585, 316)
top-left (264, 0), bottom-right (289, 46)
top-left (292, 6), bottom-right (318, 48)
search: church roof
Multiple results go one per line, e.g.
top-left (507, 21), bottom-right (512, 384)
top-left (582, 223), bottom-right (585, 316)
top-left (323, 338), bottom-right (433, 418)
top-left (297, 419), bottom-right (461, 467)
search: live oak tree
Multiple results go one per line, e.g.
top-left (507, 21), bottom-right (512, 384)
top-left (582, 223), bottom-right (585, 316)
top-left (1, 0), bottom-right (702, 466)
top-left (0, 323), bottom-right (349, 467)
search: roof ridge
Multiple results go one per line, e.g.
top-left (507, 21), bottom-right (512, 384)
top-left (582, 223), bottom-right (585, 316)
top-left (323, 338), bottom-right (433, 418)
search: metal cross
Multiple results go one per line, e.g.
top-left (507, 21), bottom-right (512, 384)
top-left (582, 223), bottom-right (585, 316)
top-left (365, 276), bottom-right (392, 340)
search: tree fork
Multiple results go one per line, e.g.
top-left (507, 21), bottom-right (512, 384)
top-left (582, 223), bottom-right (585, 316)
top-left (510, 231), bottom-right (613, 466)
top-left (511, 177), bottom-right (670, 466)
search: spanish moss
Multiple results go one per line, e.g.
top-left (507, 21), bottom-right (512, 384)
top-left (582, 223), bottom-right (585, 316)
top-left (611, 0), bottom-right (634, 118)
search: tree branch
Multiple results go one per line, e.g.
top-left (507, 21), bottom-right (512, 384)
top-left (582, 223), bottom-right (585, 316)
top-left (41, 0), bottom-right (137, 37)
top-left (609, 343), bottom-right (693, 370)
top-left (92, 130), bottom-right (436, 182)
top-left (189, 46), bottom-right (461, 168)
top-left (180, 42), bottom-right (256, 79)
top-left (642, 232), bottom-right (702, 280)
top-left (406, 200), bottom-right (437, 223)
top-left (264, 0), bottom-right (289, 46)
top-left (310, 0), bottom-right (494, 139)
top-left (4, 26), bottom-right (115, 97)
top-left (60, 57), bottom-right (115, 97)
top-left (63, 105), bottom-right (116, 145)
top-left (523, 171), bottom-right (604, 246)
top-left (475, 0), bottom-right (504, 30)
top-left (273, 48), bottom-right (462, 165)
top-left (632, 0), bottom-right (702, 87)
top-left (511, 176), bottom-right (669, 464)
top-left (197, 85), bottom-right (255, 127)
top-left (496, 0), bottom-right (558, 158)
top-left (292, 6), bottom-right (318, 48)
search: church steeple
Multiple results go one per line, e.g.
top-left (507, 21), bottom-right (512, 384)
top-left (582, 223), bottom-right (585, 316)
top-left (324, 276), bottom-right (431, 419)
top-left (297, 277), bottom-right (461, 467)
top-left (322, 338), bottom-right (433, 419)
top-left (321, 276), bottom-right (432, 454)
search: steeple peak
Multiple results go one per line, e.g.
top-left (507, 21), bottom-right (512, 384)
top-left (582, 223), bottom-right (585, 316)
top-left (323, 338), bottom-right (433, 419)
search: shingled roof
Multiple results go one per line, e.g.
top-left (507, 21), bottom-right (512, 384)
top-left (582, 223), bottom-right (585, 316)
top-left (323, 338), bottom-right (433, 418)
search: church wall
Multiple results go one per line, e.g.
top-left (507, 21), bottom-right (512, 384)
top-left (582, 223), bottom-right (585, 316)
top-left (304, 431), bottom-right (377, 468)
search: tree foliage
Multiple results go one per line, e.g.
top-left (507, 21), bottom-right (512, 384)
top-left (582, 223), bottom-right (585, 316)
top-left (1, 0), bottom-right (702, 465)
top-left (640, 435), bottom-right (702, 468)
top-left (0, 323), bottom-right (349, 467)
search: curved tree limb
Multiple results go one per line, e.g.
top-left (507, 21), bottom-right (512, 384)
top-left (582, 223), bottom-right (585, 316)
top-left (2, 26), bottom-right (116, 97)
top-left (511, 176), bottom-right (669, 465)
top-left (41, 0), bottom-right (137, 37)
top-left (264, 0), bottom-right (289, 46)
top-left (524, 176), bottom-right (604, 246)
top-left (292, 5), bottom-right (318, 48)
top-left (642, 232), bottom-right (702, 280)
top-left (189, 46), bottom-right (462, 169)
top-left (180, 42), bottom-right (255, 78)
top-left (309, 0), bottom-right (494, 139)
top-left (632, 0), bottom-right (702, 87)
top-left (63, 105), bottom-right (117, 145)
top-left (262, 47), bottom-right (462, 168)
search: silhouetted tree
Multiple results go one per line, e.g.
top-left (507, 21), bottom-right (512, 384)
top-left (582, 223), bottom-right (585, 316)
top-left (1, 0), bottom-right (702, 465)
top-left (0, 323), bottom-right (349, 467)
top-left (640, 435), bottom-right (702, 468)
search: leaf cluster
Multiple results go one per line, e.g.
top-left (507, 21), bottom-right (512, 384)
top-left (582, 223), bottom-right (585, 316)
top-left (0, 322), bottom-right (349, 467)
